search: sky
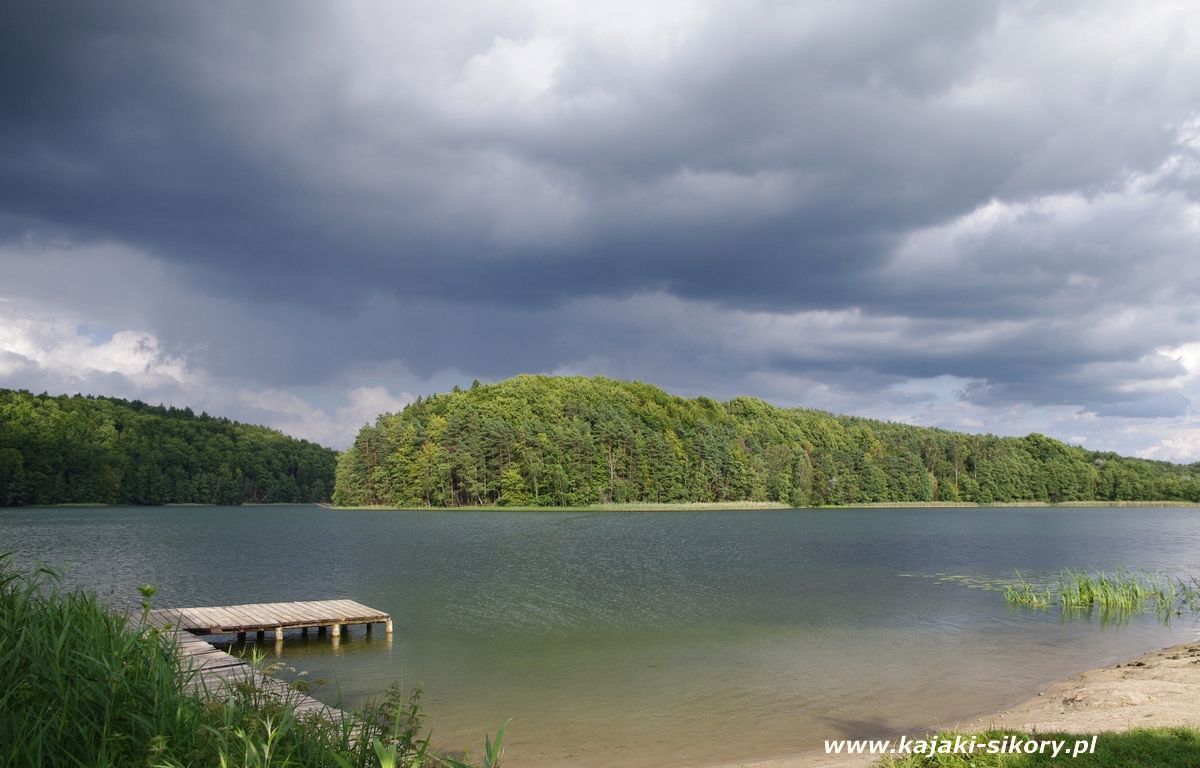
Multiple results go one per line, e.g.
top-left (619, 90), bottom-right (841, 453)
top-left (2, 1), bottom-right (1200, 458)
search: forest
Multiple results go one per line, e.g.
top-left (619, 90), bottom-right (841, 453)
top-left (0, 389), bottom-right (335, 506)
top-left (333, 375), bottom-right (1200, 507)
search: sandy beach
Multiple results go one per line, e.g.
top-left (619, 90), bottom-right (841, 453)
top-left (703, 637), bottom-right (1200, 768)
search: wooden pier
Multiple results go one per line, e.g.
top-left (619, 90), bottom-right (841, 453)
top-left (144, 599), bottom-right (394, 719)
top-left (148, 599), bottom-right (392, 647)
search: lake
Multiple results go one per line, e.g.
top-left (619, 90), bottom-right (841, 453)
top-left (2, 505), bottom-right (1198, 766)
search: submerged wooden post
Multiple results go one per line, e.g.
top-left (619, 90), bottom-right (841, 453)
top-left (237, 631), bottom-right (247, 643)
top-left (330, 622), bottom-right (341, 646)
top-left (385, 618), bottom-right (393, 636)
top-left (301, 626), bottom-right (309, 638)
top-left (274, 626), bottom-right (285, 644)
top-left (256, 630), bottom-right (265, 642)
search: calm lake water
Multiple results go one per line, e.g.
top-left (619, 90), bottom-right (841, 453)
top-left (3, 505), bottom-right (1199, 766)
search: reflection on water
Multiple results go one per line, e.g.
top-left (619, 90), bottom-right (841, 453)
top-left (2, 505), bottom-right (1199, 767)
top-left (213, 626), bottom-right (395, 657)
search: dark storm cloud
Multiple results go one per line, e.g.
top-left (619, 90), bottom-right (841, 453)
top-left (6, 0), bottom-right (1191, 307)
top-left (3, 0), bottom-right (1200, 453)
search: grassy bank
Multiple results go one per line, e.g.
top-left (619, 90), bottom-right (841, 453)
top-left (880, 728), bottom-right (1200, 766)
top-left (0, 556), bottom-right (495, 768)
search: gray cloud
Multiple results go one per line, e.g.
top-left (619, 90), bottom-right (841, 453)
top-left (2, 0), bottom-right (1200, 457)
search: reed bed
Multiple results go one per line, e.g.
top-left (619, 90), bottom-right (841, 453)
top-left (1001, 573), bottom-right (1052, 608)
top-left (997, 567), bottom-right (1200, 618)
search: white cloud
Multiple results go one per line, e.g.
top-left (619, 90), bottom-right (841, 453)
top-left (0, 300), bottom-right (411, 449)
top-left (446, 36), bottom-right (565, 116)
top-left (0, 300), bottom-right (197, 390)
top-left (234, 385), bottom-right (412, 448)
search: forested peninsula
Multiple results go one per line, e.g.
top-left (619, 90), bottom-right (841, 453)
top-left (334, 375), bottom-right (1200, 508)
top-left (0, 389), bottom-right (335, 506)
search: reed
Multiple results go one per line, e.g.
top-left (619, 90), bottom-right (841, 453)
top-left (1000, 572), bottom-right (1051, 608)
top-left (1057, 568), bottom-right (1147, 610)
top-left (997, 567), bottom-right (1200, 621)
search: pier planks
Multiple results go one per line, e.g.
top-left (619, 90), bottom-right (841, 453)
top-left (143, 598), bottom-right (394, 726)
top-left (147, 599), bottom-right (391, 636)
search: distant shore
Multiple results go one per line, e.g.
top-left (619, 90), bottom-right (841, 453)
top-left (10, 500), bottom-right (1196, 511)
top-left (326, 500), bottom-right (790, 512)
top-left (19, 502), bottom-right (326, 509)
top-left (327, 500), bottom-right (1200, 511)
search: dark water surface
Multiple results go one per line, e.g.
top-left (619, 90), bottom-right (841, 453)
top-left (3, 505), bottom-right (1198, 766)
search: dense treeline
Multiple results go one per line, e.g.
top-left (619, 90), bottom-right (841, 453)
top-left (0, 390), bottom-right (335, 506)
top-left (334, 375), bottom-right (1200, 507)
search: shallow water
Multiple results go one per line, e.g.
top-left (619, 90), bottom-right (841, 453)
top-left (3, 505), bottom-right (1198, 766)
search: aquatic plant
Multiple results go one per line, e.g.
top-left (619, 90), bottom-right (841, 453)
top-left (995, 567), bottom-right (1200, 621)
top-left (1057, 568), bottom-right (1150, 610)
top-left (1179, 577), bottom-right (1200, 612)
top-left (1000, 573), bottom-right (1051, 608)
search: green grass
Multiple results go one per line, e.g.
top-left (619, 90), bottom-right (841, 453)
top-left (0, 554), bottom-right (499, 768)
top-left (995, 568), bottom-right (1200, 620)
top-left (880, 728), bottom-right (1200, 766)
top-left (1001, 573), bottom-right (1052, 608)
top-left (1057, 568), bottom-right (1158, 611)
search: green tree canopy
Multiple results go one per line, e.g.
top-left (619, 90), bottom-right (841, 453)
top-left (0, 389), bottom-right (336, 506)
top-left (333, 375), bottom-right (1200, 507)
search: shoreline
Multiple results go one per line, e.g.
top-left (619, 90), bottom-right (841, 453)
top-left (328, 500), bottom-right (1200, 511)
top-left (10, 500), bottom-right (1197, 511)
top-left (701, 638), bottom-right (1200, 768)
